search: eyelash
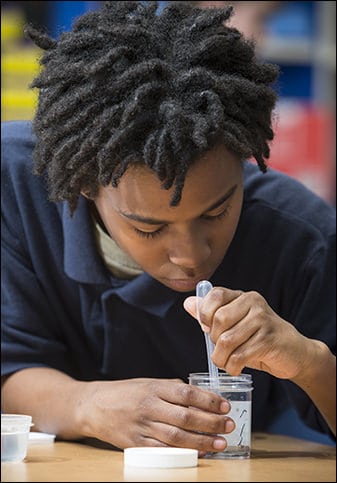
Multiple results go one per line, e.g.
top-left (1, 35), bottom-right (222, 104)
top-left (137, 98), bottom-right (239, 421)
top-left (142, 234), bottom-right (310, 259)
top-left (134, 205), bottom-right (232, 239)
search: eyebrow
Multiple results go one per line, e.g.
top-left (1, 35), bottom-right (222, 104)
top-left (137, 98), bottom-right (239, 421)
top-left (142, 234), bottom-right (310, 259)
top-left (119, 184), bottom-right (237, 225)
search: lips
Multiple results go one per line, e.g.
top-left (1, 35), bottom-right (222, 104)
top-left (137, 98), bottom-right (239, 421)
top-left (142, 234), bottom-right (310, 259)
top-left (163, 275), bottom-right (212, 292)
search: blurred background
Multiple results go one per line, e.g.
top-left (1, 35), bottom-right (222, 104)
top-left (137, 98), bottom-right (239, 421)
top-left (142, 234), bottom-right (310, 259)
top-left (1, 0), bottom-right (336, 206)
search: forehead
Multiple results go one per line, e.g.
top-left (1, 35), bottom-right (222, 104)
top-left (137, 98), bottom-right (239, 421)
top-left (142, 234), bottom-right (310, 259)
top-left (101, 143), bottom-right (241, 216)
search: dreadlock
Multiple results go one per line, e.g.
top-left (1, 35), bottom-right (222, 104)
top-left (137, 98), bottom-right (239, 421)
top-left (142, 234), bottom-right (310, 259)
top-left (24, 0), bottom-right (279, 215)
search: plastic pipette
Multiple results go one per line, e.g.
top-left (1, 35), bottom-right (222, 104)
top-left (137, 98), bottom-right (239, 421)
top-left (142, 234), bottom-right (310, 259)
top-left (196, 280), bottom-right (219, 385)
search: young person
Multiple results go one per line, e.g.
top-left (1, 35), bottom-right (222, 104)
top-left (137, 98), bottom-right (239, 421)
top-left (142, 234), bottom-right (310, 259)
top-left (2, 1), bottom-right (335, 454)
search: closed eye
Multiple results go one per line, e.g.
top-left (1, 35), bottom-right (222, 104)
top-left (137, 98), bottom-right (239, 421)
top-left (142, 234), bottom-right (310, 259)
top-left (202, 204), bottom-right (232, 221)
top-left (133, 205), bottom-right (232, 239)
top-left (133, 226), bottom-right (166, 239)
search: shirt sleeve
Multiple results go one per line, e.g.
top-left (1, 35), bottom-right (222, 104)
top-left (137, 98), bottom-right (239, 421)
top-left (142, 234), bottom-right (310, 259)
top-left (282, 226), bottom-right (336, 439)
top-left (1, 122), bottom-right (74, 377)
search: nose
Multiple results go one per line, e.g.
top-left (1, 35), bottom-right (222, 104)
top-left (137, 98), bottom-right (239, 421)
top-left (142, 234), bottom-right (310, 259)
top-left (168, 228), bottom-right (211, 270)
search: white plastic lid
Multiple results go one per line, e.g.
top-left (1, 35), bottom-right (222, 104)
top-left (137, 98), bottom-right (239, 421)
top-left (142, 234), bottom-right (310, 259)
top-left (28, 432), bottom-right (56, 445)
top-left (124, 447), bottom-right (198, 468)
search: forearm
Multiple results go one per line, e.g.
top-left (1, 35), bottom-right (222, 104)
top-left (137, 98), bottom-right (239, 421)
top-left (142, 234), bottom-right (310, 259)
top-left (1, 367), bottom-right (90, 440)
top-left (291, 340), bottom-right (336, 436)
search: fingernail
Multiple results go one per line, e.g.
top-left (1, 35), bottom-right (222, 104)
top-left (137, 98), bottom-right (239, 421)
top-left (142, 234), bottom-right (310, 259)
top-left (225, 419), bottom-right (235, 432)
top-left (213, 438), bottom-right (226, 450)
top-left (220, 401), bottom-right (230, 413)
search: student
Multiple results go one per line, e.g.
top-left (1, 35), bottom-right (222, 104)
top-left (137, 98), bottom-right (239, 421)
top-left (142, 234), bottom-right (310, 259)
top-left (1, 1), bottom-right (335, 453)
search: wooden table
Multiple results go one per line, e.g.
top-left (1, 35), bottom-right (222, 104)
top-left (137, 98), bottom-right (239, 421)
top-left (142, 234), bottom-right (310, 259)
top-left (1, 433), bottom-right (336, 482)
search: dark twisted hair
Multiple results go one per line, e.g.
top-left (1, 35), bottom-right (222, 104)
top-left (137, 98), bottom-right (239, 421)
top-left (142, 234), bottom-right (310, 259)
top-left (24, 0), bottom-right (279, 214)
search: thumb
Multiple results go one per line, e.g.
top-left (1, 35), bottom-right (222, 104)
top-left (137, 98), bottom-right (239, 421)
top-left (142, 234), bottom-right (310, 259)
top-left (183, 296), bottom-right (210, 333)
top-left (183, 296), bottom-right (197, 318)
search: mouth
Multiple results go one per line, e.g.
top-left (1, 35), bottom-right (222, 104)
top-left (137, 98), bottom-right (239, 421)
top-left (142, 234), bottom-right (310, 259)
top-left (163, 275), bottom-right (212, 292)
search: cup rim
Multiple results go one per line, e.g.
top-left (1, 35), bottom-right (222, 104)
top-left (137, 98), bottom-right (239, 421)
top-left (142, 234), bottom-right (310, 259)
top-left (1, 413), bottom-right (32, 421)
top-left (188, 372), bottom-right (253, 382)
top-left (1, 414), bottom-right (33, 431)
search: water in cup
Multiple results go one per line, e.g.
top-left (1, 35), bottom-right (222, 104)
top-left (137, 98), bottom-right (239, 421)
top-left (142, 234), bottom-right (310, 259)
top-left (189, 372), bottom-right (253, 459)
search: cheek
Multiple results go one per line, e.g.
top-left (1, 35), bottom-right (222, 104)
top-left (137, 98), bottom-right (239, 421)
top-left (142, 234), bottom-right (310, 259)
top-left (112, 229), bottom-right (167, 268)
top-left (212, 205), bottom-right (242, 249)
top-left (228, 190), bottom-right (243, 231)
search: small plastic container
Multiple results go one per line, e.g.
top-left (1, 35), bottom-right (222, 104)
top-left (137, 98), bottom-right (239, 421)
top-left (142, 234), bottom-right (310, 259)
top-left (189, 372), bottom-right (253, 459)
top-left (1, 414), bottom-right (33, 462)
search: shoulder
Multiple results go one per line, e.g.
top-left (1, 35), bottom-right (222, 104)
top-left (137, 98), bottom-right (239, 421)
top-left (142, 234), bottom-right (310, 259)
top-left (1, 119), bottom-right (34, 138)
top-left (242, 161), bottom-right (336, 238)
top-left (1, 120), bottom-right (57, 222)
top-left (1, 120), bottom-right (36, 177)
top-left (1, 120), bottom-right (35, 155)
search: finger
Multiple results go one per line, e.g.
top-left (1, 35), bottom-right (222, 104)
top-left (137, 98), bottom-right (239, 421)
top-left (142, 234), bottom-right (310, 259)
top-left (211, 304), bottom-right (259, 354)
top-left (183, 296), bottom-right (210, 332)
top-left (183, 296), bottom-right (198, 319)
top-left (183, 288), bottom-right (243, 332)
top-left (211, 292), bottom-right (251, 338)
top-left (143, 420), bottom-right (229, 453)
top-left (159, 381), bottom-right (230, 414)
top-left (218, 329), bottom-right (266, 375)
top-left (149, 398), bottom-right (235, 435)
top-left (198, 287), bottom-right (244, 329)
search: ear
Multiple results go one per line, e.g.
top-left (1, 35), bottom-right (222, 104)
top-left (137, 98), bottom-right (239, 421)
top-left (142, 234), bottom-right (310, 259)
top-left (80, 190), bottom-right (92, 200)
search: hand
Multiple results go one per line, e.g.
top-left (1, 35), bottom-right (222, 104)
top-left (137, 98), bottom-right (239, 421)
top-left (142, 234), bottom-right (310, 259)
top-left (184, 286), bottom-right (313, 380)
top-left (80, 378), bottom-right (235, 455)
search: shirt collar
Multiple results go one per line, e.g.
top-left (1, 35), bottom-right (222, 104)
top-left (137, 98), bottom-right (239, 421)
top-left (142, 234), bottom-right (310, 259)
top-left (114, 273), bottom-right (182, 317)
top-left (61, 197), bottom-right (181, 316)
top-left (62, 196), bottom-right (111, 284)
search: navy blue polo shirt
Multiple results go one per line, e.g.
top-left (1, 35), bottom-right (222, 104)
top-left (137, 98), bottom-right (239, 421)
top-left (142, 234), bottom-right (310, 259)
top-left (1, 120), bottom-right (336, 439)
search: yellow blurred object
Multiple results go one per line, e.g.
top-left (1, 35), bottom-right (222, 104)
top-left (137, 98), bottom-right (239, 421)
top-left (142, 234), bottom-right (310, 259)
top-left (1, 7), bottom-right (42, 120)
top-left (1, 88), bottom-right (38, 121)
top-left (1, 8), bottom-right (25, 43)
top-left (2, 89), bottom-right (38, 108)
top-left (1, 47), bottom-right (41, 120)
top-left (2, 49), bottom-right (41, 76)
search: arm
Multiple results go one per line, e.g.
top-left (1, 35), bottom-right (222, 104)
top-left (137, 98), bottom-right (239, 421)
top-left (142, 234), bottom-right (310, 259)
top-left (1, 369), bottom-right (86, 440)
top-left (1, 367), bottom-right (236, 453)
top-left (184, 288), bottom-right (336, 436)
top-left (291, 339), bottom-right (336, 436)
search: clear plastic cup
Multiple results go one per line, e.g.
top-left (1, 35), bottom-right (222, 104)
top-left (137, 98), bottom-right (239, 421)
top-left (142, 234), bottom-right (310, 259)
top-left (189, 372), bottom-right (253, 459)
top-left (1, 414), bottom-right (33, 462)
